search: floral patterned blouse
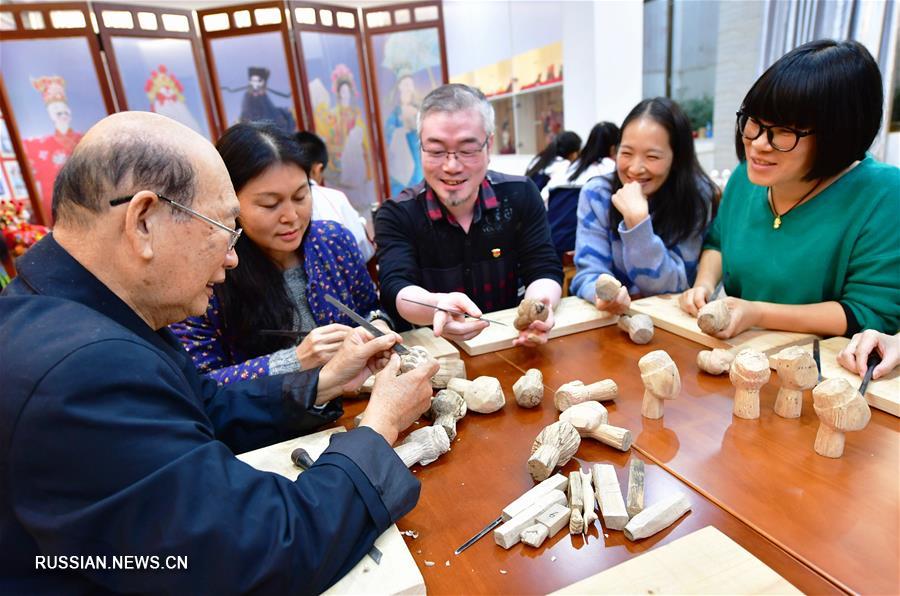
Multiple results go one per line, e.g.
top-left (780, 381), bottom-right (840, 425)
top-left (171, 220), bottom-right (378, 385)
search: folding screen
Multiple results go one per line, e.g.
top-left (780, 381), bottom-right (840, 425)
top-left (0, 2), bottom-right (115, 225)
top-left (94, 2), bottom-right (219, 140)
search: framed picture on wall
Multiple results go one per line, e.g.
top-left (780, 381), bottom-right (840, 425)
top-left (293, 2), bottom-right (381, 219)
top-left (363, 1), bottom-right (448, 198)
top-left (199, 3), bottom-right (305, 135)
top-left (0, 3), bottom-right (115, 225)
top-left (94, 3), bottom-right (218, 140)
top-left (4, 161), bottom-right (29, 201)
top-left (0, 120), bottom-right (13, 157)
top-left (0, 167), bottom-right (10, 201)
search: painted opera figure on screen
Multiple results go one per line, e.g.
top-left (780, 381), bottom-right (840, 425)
top-left (22, 75), bottom-right (84, 223)
top-left (145, 65), bottom-right (202, 133)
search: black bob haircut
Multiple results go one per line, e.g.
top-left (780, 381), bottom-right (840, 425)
top-left (736, 39), bottom-right (883, 181)
top-left (295, 130), bottom-right (329, 170)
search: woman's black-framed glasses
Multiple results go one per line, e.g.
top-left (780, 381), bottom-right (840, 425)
top-left (736, 111), bottom-right (814, 152)
top-left (109, 193), bottom-right (242, 251)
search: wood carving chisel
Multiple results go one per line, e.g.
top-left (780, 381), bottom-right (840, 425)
top-left (454, 474), bottom-right (567, 555)
top-left (324, 294), bottom-right (408, 355)
top-left (400, 297), bottom-right (508, 326)
top-left (859, 352), bottom-right (882, 396)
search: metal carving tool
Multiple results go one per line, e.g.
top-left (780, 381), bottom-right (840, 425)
top-left (259, 329), bottom-right (309, 339)
top-left (454, 515), bottom-right (503, 555)
top-left (400, 297), bottom-right (508, 326)
top-left (813, 339), bottom-right (822, 383)
top-left (859, 352), bottom-right (882, 396)
top-left (454, 474), bottom-right (567, 555)
top-left (324, 294), bottom-right (408, 355)
top-left (709, 280), bottom-right (725, 301)
top-left (289, 445), bottom-right (382, 564)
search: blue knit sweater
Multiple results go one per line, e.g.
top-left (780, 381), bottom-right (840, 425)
top-left (571, 173), bottom-right (711, 301)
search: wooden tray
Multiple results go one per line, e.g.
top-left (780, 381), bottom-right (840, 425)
top-left (628, 294), bottom-right (816, 358)
top-left (551, 526), bottom-right (800, 594)
top-left (237, 428), bottom-right (425, 595)
top-left (796, 337), bottom-right (900, 417)
top-left (454, 296), bottom-right (617, 356)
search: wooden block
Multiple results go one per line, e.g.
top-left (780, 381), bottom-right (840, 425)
top-left (535, 502), bottom-right (571, 537)
top-left (520, 523), bottom-right (549, 548)
top-left (626, 459), bottom-right (645, 518)
top-left (628, 294), bottom-right (816, 358)
top-left (591, 463), bottom-right (628, 530)
top-left (502, 473), bottom-right (568, 520)
top-left (550, 526), bottom-right (802, 594)
top-left (624, 492), bottom-right (691, 541)
top-left (803, 337), bottom-right (900, 417)
top-left (237, 428), bottom-right (425, 595)
top-left (399, 327), bottom-right (459, 359)
top-left (455, 296), bottom-right (617, 356)
top-left (431, 357), bottom-right (467, 389)
top-left (494, 489), bottom-right (567, 549)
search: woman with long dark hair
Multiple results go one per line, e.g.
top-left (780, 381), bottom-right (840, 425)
top-left (525, 130), bottom-right (582, 191)
top-left (571, 98), bottom-right (718, 313)
top-left (542, 121), bottom-right (620, 201)
top-left (680, 39), bottom-right (899, 338)
top-left (171, 122), bottom-right (383, 384)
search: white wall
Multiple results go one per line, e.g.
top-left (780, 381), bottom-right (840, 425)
top-left (563, 0), bottom-right (643, 141)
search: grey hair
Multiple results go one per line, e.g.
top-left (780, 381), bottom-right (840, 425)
top-left (53, 137), bottom-right (196, 225)
top-left (417, 83), bottom-right (495, 138)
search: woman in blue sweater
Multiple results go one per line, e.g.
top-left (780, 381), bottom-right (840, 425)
top-left (571, 97), bottom-right (718, 313)
top-left (171, 122), bottom-right (384, 385)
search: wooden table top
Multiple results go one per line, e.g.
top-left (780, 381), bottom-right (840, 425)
top-left (336, 322), bottom-right (899, 593)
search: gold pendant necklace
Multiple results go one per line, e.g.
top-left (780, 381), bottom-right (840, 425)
top-left (768, 179), bottom-right (822, 230)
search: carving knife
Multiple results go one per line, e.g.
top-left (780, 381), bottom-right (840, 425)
top-left (859, 352), bottom-right (882, 396)
top-left (324, 294), bottom-right (408, 355)
top-left (400, 297), bottom-right (508, 326)
top-left (289, 445), bottom-right (383, 564)
top-left (813, 339), bottom-right (822, 383)
top-left (709, 280), bottom-right (724, 301)
top-left (454, 474), bottom-right (567, 555)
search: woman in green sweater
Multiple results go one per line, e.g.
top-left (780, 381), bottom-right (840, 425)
top-left (680, 39), bottom-right (899, 337)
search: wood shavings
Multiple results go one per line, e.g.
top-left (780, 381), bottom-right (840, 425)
top-left (499, 569), bottom-right (508, 574)
top-left (402, 530), bottom-right (419, 539)
top-left (551, 556), bottom-right (557, 562)
top-left (424, 560), bottom-right (435, 567)
top-left (445, 560), bottom-right (450, 567)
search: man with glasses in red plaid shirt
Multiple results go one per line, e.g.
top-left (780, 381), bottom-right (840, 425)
top-left (375, 83), bottom-right (563, 347)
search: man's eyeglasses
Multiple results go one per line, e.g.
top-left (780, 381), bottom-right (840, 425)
top-left (109, 193), bottom-right (242, 251)
top-left (420, 137), bottom-right (489, 163)
top-left (736, 111), bottom-right (814, 152)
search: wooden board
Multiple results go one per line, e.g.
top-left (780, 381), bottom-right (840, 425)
top-left (455, 296), bottom-right (617, 356)
top-left (400, 327), bottom-right (459, 360)
top-left (628, 294), bottom-right (816, 359)
top-left (797, 337), bottom-right (900, 417)
top-left (551, 526), bottom-right (801, 595)
top-left (237, 428), bottom-right (426, 595)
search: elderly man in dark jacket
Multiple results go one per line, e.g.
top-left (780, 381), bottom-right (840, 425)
top-left (0, 111), bottom-right (436, 595)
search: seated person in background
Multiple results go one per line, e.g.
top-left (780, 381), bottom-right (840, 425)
top-left (295, 130), bottom-right (375, 262)
top-left (838, 330), bottom-right (900, 379)
top-left (571, 98), bottom-right (717, 314)
top-left (543, 121), bottom-right (621, 257)
top-left (541, 121), bottom-right (620, 203)
top-left (524, 129), bottom-right (582, 191)
top-left (375, 83), bottom-right (563, 346)
top-left (680, 39), bottom-right (900, 338)
top-left (0, 111), bottom-right (437, 594)
top-left (171, 122), bottom-right (386, 385)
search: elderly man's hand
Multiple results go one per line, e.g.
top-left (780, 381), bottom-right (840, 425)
top-left (432, 292), bottom-right (489, 342)
top-left (317, 327), bottom-right (403, 403)
top-left (512, 299), bottom-right (555, 347)
top-left (360, 354), bottom-right (439, 445)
